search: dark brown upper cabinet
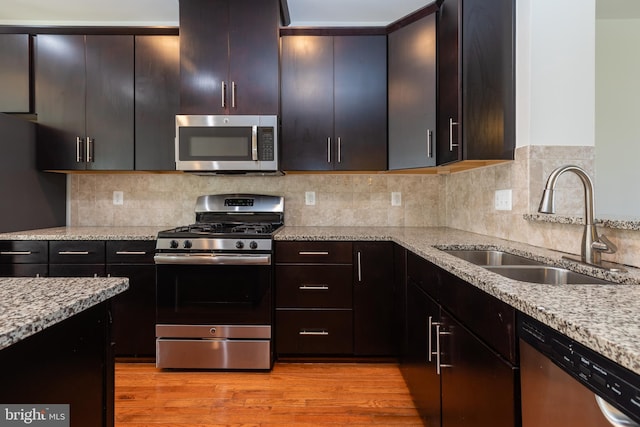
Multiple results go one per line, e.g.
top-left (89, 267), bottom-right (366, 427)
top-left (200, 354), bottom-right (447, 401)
top-left (36, 35), bottom-right (134, 171)
top-left (179, 0), bottom-right (280, 115)
top-left (0, 34), bottom-right (31, 113)
top-left (280, 35), bottom-right (387, 171)
top-left (134, 35), bottom-right (180, 171)
top-left (388, 12), bottom-right (437, 170)
top-left (437, 0), bottom-right (515, 164)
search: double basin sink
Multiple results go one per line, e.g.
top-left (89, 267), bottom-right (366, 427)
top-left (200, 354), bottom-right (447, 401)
top-left (444, 249), bottom-right (613, 285)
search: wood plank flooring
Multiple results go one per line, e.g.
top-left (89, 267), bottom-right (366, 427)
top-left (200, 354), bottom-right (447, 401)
top-left (115, 362), bottom-right (423, 426)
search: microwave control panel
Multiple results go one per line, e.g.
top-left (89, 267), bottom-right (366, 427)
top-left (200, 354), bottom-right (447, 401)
top-left (258, 127), bottom-right (275, 161)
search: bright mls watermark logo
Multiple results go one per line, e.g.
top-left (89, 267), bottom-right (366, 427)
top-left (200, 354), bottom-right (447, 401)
top-left (0, 405), bottom-right (69, 426)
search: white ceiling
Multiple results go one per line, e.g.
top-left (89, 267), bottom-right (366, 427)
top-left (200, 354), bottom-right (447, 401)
top-left (0, 0), bottom-right (637, 27)
top-left (0, 0), bottom-right (432, 27)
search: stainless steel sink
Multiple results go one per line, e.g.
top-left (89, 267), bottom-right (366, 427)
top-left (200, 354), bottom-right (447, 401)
top-left (445, 250), bottom-right (544, 266)
top-left (485, 266), bottom-right (612, 285)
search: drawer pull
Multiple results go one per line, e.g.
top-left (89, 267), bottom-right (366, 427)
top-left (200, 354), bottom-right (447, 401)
top-left (298, 251), bottom-right (330, 256)
top-left (299, 285), bottom-right (329, 290)
top-left (115, 251), bottom-right (147, 255)
top-left (299, 330), bottom-right (329, 336)
top-left (0, 251), bottom-right (32, 255)
top-left (58, 251), bottom-right (90, 255)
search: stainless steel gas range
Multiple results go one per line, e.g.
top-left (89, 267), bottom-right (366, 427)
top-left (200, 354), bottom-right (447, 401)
top-left (154, 194), bottom-right (284, 370)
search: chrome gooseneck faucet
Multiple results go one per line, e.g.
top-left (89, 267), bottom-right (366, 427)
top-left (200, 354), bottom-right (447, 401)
top-left (538, 165), bottom-right (623, 271)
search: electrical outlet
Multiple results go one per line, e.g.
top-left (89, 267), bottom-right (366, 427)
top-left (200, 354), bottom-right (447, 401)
top-left (305, 191), bottom-right (316, 206)
top-left (113, 191), bottom-right (124, 206)
top-left (391, 192), bottom-right (402, 206)
top-left (494, 189), bottom-right (512, 211)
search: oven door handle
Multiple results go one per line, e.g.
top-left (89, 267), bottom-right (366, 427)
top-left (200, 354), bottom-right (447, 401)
top-left (154, 253), bottom-right (271, 265)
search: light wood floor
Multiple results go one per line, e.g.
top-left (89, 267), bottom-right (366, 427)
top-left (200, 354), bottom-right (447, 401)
top-left (115, 362), bottom-right (423, 426)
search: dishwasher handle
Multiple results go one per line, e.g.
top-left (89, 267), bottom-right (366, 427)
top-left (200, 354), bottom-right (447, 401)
top-left (595, 395), bottom-right (640, 427)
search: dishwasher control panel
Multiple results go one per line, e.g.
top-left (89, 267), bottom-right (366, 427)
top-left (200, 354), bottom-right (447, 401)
top-left (519, 315), bottom-right (640, 424)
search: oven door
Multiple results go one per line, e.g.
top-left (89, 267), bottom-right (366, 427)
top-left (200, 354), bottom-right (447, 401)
top-left (155, 260), bottom-right (272, 325)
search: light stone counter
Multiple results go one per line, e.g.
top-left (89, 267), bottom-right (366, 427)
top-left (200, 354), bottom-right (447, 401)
top-left (275, 226), bottom-right (640, 375)
top-left (0, 226), bottom-right (163, 241)
top-left (0, 277), bottom-right (129, 351)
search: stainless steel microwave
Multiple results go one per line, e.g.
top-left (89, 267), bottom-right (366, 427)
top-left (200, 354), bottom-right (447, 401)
top-left (175, 115), bottom-right (278, 174)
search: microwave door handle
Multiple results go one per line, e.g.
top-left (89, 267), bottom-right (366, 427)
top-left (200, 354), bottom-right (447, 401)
top-left (251, 125), bottom-right (258, 161)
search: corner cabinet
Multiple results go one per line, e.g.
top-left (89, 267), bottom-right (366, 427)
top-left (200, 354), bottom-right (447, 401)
top-left (274, 241), bottom-right (397, 357)
top-left (36, 35), bottom-right (134, 171)
top-left (388, 11), bottom-right (437, 170)
top-left (179, 0), bottom-right (280, 115)
top-left (437, 0), bottom-right (515, 164)
top-left (280, 35), bottom-right (387, 171)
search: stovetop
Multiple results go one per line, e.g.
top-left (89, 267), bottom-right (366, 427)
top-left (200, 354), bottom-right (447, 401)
top-left (157, 222), bottom-right (281, 239)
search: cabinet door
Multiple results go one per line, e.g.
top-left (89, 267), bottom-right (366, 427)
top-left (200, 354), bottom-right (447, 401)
top-left (280, 36), bottom-right (334, 171)
top-left (436, 0), bottom-right (461, 165)
top-left (36, 34), bottom-right (87, 171)
top-left (462, 0), bottom-right (515, 160)
top-left (440, 312), bottom-right (517, 427)
top-left (0, 34), bottom-right (30, 113)
top-left (85, 35), bottom-right (134, 170)
top-left (334, 36), bottom-right (387, 171)
top-left (353, 242), bottom-right (396, 355)
top-left (179, 0), bottom-right (229, 114)
top-left (228, 0), bottom-right (279, 115)
top-left (108, 264), bottom-right (156, 357)
top-left (388, 13), bottom-right (437, 169)
top-left (403, 282), bottom-right (441, 426)
top-left (134, 35), bottom-right (179, 171)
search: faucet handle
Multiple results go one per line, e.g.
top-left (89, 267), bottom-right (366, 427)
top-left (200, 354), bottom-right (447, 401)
top-left (592, 234), bottom-right (617, 254)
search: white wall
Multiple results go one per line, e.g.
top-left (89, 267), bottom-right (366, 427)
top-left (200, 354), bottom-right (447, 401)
top-left (595, 18), bottom-right (640, 219)
top-left (516, 0), bottom-right (596, 148)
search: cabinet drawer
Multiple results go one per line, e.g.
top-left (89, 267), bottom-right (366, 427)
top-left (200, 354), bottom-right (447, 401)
top-left (276, 241), bottom-right (352, 264)
top-left (276, 265), bottom-right (352, 308)
top-left (49, 264), bottom-right (106, 277)
top-left (106, 240), bottom-right (155, 264)
top-left (0, 241), bottom-right (48, 264)
top-left (49, 241), bottom-right (105, 264)
top-left (0, 264), bottom-right (47, 277)
top-left (276, 310), bottom-right (353, 355)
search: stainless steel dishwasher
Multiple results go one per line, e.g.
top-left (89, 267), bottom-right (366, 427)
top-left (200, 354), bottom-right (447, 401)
top-left (519, 315), bottom-right (640, 427)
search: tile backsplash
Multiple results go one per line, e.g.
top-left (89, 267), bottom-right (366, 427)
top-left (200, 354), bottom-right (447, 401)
top-left (69, 145), bottom-right (640, 268)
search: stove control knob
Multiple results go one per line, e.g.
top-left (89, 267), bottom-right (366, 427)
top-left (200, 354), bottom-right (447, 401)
top-left (235, 241), bottom-right (245, 249)
top-left (249, 241), bottom-right (258, 250)
top-left (183, 240), bottom-right (192, 249)
top-left (170, 240), bottom-right (179, 249)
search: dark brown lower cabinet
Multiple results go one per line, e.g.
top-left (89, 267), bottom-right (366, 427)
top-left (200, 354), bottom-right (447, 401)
top-left (275, 310), bottom-right (353, 355)
top-left (0, 302), bottom-right (114, 427)
top-left (403, 281), bottom-right (441, 426)
top-left (403, 251), bottom-right (519, 427)
top-left (440, 312), bottom-right (518, 427)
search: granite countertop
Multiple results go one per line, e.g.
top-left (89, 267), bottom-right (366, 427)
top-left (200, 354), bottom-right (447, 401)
top-left (0, 277), bottom-right (129, 351)
top-left (275, 226), bottom-right (640, 376)
top-left (0, 226), bottom-right (163, 241)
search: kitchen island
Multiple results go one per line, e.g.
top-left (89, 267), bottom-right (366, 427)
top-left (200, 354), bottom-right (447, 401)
top-left (0, 276), bottom-right (129, 427)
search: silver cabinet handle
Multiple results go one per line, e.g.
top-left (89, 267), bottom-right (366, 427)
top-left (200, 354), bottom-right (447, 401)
top-left (299, 330), bottom-right (329, 336)
top-left (115, 251), bottom-right (147, 255)
top-left (427, 129), bottom-right (433, 158)
top-left (58, 251), bottom-right (90, 255)
top-left (449, 118), bottom-right (459, 151)
top-left (221, 81), bottom-right (227, 108)
top-left (327, 137), bottom-right (331, 163)
top-left (356, 251), bottom-right (362, 282)
top-left (231, 81), bottom-right (237, 109)
top-left (337, 137), bottom-right (342, 163)
top-left (1, 251), bottom-right (32, 255)
top-left (86, 137), bottom-right (94, 163)
top-left (298, 251), bottom-right (329, 256)
top-left (436, 324), bottom-right (453, 375)
top-left (76, 136), bottom-right (84, 162)
top-left (299, 285), bottom-right (329, 290)
top-left (251, 125), bottom-right (258, 161)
